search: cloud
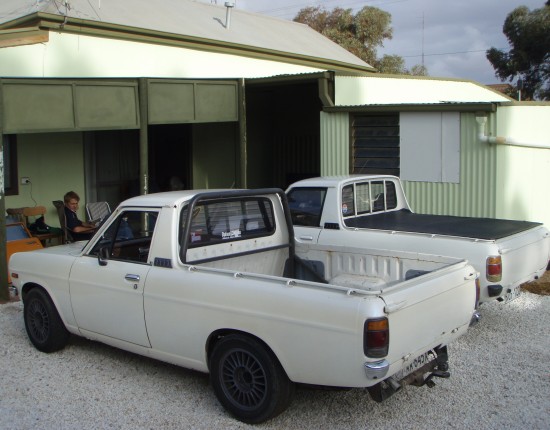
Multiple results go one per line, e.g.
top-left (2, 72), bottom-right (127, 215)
top-left (217, 0), bottom-right (546, 83)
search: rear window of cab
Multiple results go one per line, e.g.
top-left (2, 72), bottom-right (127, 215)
top-left (180, 197), bottom-right (275, 248)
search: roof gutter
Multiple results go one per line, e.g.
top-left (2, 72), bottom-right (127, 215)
top-left (245, 72), bottom-right (336, 107)
top-left (324, 103), bottom-right (497, 113)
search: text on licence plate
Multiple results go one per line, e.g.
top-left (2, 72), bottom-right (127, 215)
top-left (504, 285), bottom-right (522, 303)
top-left (394, 350), bottom-right (436, 381)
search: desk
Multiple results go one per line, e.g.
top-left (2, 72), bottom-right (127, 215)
top-left (32, 230), bottom-right (63, 246)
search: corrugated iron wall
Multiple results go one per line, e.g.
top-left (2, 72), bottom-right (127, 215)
top-left (320, 111), bottom-right (499, 218)
top-left (402, 112), bottom-right (497, 218)
top-left (320, 111), bottom-right (349, 175)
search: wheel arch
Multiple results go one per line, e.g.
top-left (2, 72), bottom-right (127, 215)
top-left (20, 282), bottom-right (47, 302)
top-left (20, 282), bottom-right (76, 332)
top-left (205, 329), bottom-right (289, 378)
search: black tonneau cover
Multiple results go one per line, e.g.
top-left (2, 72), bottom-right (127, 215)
top-left (344, 210), bottom-right (542, 240)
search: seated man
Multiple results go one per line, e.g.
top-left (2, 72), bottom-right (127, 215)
top-left (64, 191), bottom-right (97, 241)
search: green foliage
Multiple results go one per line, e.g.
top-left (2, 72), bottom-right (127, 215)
top-left (374, 54), bottom-right (406, 74)
top-left (487, 2), bottom-right (550, 100)
top-left (374, 55), bottom-right (429, 76)
top-left (294, 6), bottom-right (427, 76)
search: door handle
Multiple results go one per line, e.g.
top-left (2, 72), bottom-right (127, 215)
top-left (125, 274), bottom-right (140, 282)
top-left (299, 235), bottom-right (313, 241)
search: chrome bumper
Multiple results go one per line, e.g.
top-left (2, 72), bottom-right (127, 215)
top-left (364, 359), bottom-right (389, 381)
top-left (470, 311), bottom-right (481, 326)
top-left (9, 285), bottom-right (19, 298)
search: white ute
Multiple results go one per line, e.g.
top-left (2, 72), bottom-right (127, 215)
top-left (10, 189), bottom-right (478, 423)
top-left (286, 175), bottom-right (550, 304)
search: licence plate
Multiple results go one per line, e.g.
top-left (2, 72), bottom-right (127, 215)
top-left (504, 285), bottom-right (522, 303)
top-left (394, 350), bottom-right (436, 381)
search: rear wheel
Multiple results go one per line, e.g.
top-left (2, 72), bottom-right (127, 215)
top-left (209, 334), bottom-right (294, 424)
top-left (24, 288), bottom-right (69, 353)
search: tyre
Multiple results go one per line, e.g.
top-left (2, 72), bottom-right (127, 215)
top-left (209, 334), bottom-right (295, 424)
top-left (24, 288), bottom-right (69, 353)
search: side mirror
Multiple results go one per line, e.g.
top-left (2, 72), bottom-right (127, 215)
top-left (98, 246), bottom-right (110, 266)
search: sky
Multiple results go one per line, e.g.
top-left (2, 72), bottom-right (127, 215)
top-left (214, 0), bottom-right (546, 85)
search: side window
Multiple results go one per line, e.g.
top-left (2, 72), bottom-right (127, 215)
top-left (287, 187), bottom-right (326, 227)
top-left (90, 210), bottom-right (158, 263)
top-left (355, 182), bottom-right (371, 215)
top-left (341, 180), bottom-right (398, 217)
top-left (341, 185), bottom-right (355, 217)
top-left (386, 181), bottom-right (397, 210)
top-left (371, 181), bottom-right (386, 212)
top-left (181, 197), bottom-right (275, 252)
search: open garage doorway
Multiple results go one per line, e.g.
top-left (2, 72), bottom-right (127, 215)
top-left (149, 124), bottom-right (192, 193)
top-left (245, 77), bottom-right (323, 189)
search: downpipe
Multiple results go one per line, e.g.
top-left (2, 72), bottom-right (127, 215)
top-left (476, 116), bottom-right (550, 149)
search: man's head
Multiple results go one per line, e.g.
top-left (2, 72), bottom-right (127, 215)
top-left (64, 191), bottom-right (80, 211)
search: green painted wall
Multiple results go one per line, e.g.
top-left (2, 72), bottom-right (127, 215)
top-left (320, 111), bottom-right (500, 219)
top-left (5, 132), bottom-right (88, 228)
top-left (402, 112), bottom-right (498, 218)
top-left (320, 111), bottom-right (349, 175)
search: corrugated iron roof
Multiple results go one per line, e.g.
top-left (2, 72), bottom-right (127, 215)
top-left (0, 0), bottom-right (373, 72)
top-left (335, 75), bottom-right (513, 106)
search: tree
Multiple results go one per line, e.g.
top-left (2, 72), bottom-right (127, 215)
top-left (487, 1), bottom-right (550, 100)
top-left (294, 6), bottom-right (427, 76)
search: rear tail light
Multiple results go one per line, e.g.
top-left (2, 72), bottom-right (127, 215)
top-left (486, 256), bottom-right (502, 282)
top-left (364, 317), bottom-right (389, 358)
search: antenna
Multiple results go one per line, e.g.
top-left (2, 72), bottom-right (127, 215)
top-left (422, 12), bottom-right (430, 68)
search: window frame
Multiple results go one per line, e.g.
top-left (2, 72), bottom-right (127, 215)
top-left (342, 180), bottom-right (398, 219)
top-left (180, 196), bottom-right (276, 250)
top-left (3, 135), bottom-right (18, 196)
top-left (286, 186), bottom-right (327, 227)
top-left (89, 209), bottom-right (159, 264)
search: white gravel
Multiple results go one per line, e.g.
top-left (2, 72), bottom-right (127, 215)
top-left (1, 292), bottom-right (549, 430)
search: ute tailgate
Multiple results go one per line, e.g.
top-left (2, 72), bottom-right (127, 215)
top-left (499, 226), bottom-right (550, 296)
top-left (379, 260), bottom-right (477, 377)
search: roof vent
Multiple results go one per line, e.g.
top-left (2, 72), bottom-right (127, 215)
top-left (224, 2), bottom-right (235, 29)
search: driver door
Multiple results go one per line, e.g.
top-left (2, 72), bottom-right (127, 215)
top-left (69, 209), bottom-right (158, 347)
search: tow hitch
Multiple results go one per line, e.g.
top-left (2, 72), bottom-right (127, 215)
top-left (412, 346), bottom-right (451, 388)
top-left (367, 346), bottom-right (450, 402)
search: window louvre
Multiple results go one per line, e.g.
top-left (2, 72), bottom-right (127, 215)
top-left (351, 114), bottom-right (400, 176)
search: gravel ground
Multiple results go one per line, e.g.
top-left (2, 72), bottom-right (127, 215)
top-left (1, 292), bottom-right (549, 430)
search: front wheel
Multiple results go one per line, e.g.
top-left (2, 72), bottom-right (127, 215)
top-left (24, 288), bottom-right (69, 353)
top-left (209, 334), bottom-right (294, 424)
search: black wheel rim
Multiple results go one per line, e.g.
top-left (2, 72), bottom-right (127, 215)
top-left (27, 299), bottom-right (50, 343)
top-left (220, 348), bottom-right (268, 411)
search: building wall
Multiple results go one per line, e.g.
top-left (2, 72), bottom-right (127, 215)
top-left (5, 132), bottom-right (87, 228)
top-left (319, 111), bottom-right (500, 218)
top-left (495, 104), bottom-right (550, 227)
top-left (403, 112), bottom-right (498, 218)
top-left (320, 111), bottom-right (349, 175)
top-left (0, 32), bottom-right (322, 79)
top-left (319, 106), bottom-right (549, 226)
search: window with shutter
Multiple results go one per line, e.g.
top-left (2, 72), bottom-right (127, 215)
top-left (351, 114), bottom-right (400, 176)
